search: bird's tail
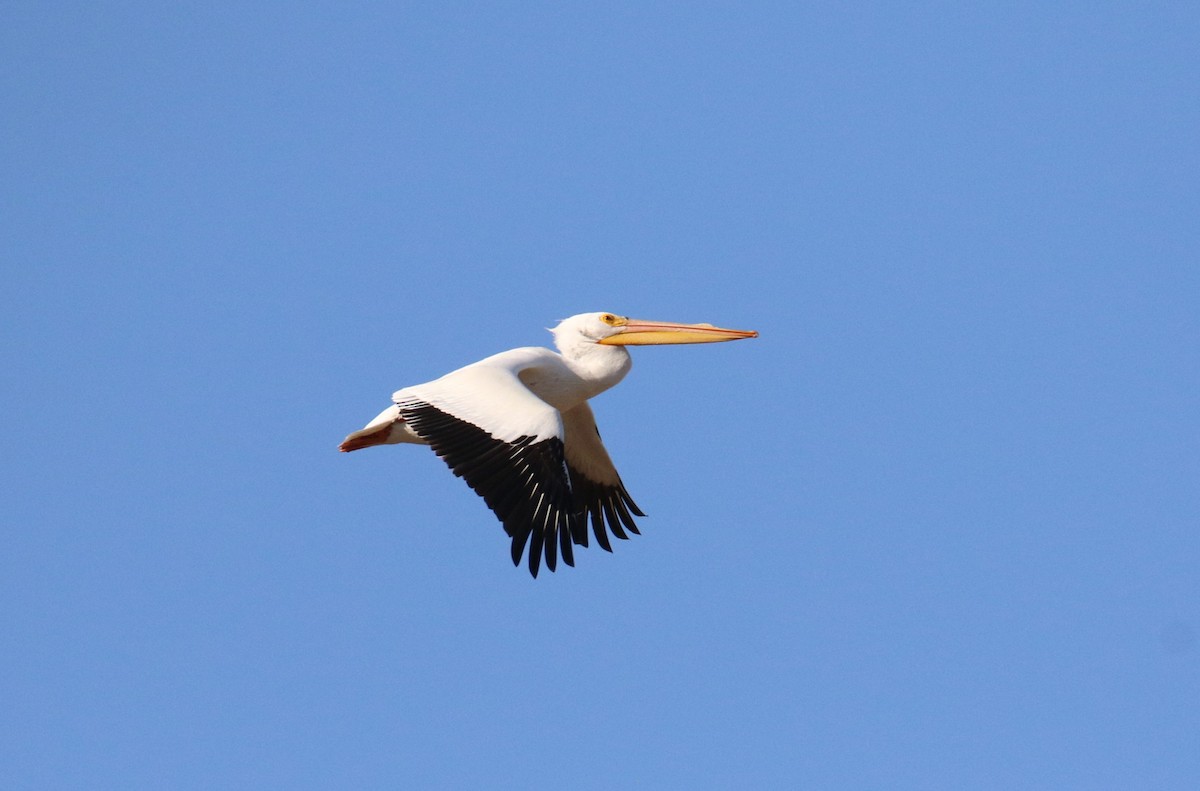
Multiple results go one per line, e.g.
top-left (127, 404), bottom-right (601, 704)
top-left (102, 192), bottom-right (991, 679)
top-left (339, 424), bottom-right (396, 452)
top-left (339, 404), bottom-right (405, 452)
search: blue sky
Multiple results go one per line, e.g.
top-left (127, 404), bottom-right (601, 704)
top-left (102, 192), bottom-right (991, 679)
top-left (3, 2), bottom-right (1198, 788)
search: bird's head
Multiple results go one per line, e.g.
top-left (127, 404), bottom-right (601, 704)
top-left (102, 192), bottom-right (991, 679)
top-left (551, 312), bottom-right (758, 353)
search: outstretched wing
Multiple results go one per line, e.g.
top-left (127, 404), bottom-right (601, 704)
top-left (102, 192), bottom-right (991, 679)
top-left (395, 363), bottom-right (580, 577)
top-left (561, 402), bottom-right (646, 553)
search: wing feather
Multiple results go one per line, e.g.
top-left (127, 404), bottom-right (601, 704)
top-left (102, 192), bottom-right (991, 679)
top-left (384, 361), bottom-right (645, 575)
top-left (396, 364), bottom-right (581, 578)
top-left (561, 403), bottom-right (645, 554)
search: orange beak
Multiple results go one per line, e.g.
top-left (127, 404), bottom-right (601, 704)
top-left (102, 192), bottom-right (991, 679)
top-left (597, 319), bottom-right (759, 346)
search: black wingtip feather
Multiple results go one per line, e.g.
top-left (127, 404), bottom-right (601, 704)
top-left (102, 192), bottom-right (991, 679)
top-left (613, 497), bottom-right (641, 536)
top-left (402, 400), bottom-right (649, 576)
top-left (601, 498), bottom-right (629, 541)
top-left (558, 514), bottom-right (575, 567)
top-left (527, 528), bottom-right (544, 578)
top-left (625, 493), bottom-right (646, 518)
top-left (544, 522), bottom-right (558, 574)
top-left (511, 527), bottom-right (531, 567)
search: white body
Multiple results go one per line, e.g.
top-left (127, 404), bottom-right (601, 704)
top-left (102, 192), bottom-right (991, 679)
top-left (357, 342), bottom-right (632, 450)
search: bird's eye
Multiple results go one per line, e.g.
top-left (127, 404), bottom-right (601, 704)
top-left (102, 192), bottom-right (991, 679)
top-left (601, 313), bottom-right (616, 325)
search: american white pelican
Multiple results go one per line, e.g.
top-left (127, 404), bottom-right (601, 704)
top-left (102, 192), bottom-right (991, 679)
top-left (340, 312), bottom-right (758, 577)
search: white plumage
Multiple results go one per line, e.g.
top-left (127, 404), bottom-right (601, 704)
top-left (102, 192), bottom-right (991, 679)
top-left (340, 312), bottom-right (757, 576)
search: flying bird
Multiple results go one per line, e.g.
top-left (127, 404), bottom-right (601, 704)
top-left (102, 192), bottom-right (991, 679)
top-left (339, 312), bottom-right (758, 577)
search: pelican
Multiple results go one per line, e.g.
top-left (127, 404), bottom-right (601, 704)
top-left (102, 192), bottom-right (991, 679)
top-left (339, 312), bottom-right (758, 577)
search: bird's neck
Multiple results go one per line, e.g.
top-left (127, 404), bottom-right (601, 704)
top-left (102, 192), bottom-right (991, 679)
top-left (560, 342), bottom-right (632, 399)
